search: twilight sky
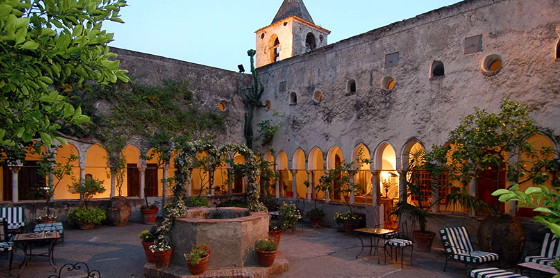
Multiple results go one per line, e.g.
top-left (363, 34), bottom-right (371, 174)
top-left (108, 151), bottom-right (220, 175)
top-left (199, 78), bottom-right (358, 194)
top-left (104, 0), bottom-right (463, 72)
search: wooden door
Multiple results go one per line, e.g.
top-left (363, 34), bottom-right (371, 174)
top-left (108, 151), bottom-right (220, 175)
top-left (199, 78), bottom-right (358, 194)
top-left (145, 164), bottom-right (158, 197)
top-left (127, 164), bottom-right (139, 197)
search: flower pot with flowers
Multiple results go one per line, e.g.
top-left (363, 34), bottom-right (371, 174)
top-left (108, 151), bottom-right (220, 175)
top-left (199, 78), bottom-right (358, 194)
top-left (255, 238), bottom-right (278, 267)
top-left (334, 211), bottom-right (361, 235)
top-left (184, 243), bottom-right (210, 275)
top-left (306, 208), bottom-right (326, 228)
top-left (149, 239), bottom-right (173, 269)
top-left (138, 226), bottom-right (158, 263)
top-left (67, 176), bottom-right (106, 230)
top-left (278, 203), bottom-right (302, 232)
top-left (268, 223), bottom-right (282, 246)
top-left (140, 201), bottom-right (159, 225)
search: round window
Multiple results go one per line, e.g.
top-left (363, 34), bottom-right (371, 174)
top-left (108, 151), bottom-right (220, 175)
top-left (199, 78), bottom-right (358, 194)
top-left (313, 91), bottom-right (323, 103)
top-left (383, 76), bottom-right (396, 91)
top-left (482, 54), bottom-right (503, 76)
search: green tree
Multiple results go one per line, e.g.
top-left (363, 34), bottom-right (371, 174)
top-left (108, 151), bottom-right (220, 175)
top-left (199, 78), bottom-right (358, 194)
top-left (0, 0), bottom-right (129, 163)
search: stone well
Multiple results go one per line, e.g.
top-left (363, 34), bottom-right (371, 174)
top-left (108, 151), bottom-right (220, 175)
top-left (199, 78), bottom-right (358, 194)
top-left (170, 207), bottom-right (269, 269)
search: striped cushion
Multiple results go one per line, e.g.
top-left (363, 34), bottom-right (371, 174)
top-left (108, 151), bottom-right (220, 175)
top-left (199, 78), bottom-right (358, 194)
top-left (524, 256), bottom-right (556, 266)
top-left (386, 238), bottom-right (413, 247)
top-left (469, 267), bottom-right (528, 278)
top-left (0, 241), bottom-right (13, 252)
top-left (539, 233), bottom-right (559, 259)
top-left (0, 207), bottom-right (25, 230)
top-left (453, 250), bottom-right (499, 263)
top-left (440, 227), bottom-right (474, 254)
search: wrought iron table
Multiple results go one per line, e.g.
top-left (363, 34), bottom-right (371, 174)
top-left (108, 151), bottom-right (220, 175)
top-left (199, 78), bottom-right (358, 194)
top-left (354, 227), bottom-right (396, 263)
top-left (14, 232), bottom-right (61, 272)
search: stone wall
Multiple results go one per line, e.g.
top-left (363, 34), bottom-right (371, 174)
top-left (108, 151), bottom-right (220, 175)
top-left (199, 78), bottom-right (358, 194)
top-left (111, 48), bottom-right (249, 147)
top-left (254, 0), bottom-right (560, 159)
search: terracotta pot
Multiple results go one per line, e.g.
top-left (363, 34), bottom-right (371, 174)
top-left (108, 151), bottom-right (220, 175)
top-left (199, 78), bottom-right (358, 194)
top-left (310, 216), bottom-right (322, 228)
top-left (413, 230), bottom-right (435, 252)
top-left (141, 241), bottom-right (155, 263)
top-left (107, 196), bottom-right (131, 226)
top-left (268, 230), bottom-right (281, 246)
top-left (478, 214), bottom-right (525, 268)
top-left (256, 249), bottom-right (277, 267)
top-left (187, 254), bottom-right (209, 275)
top-left (78, 223), bottom-right (96, 230)
top-left (36, 217), bottom-right (57, 224)
top-left (153, 249), bottom-right (173, 269)
top-left (343, 221), bottom-right (357, 235)
top-left (141, 208), bottom-right (158, 225)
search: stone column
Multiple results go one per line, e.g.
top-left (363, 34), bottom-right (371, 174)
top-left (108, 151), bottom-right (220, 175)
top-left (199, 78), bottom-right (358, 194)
top-left (274, 170), bottom-right (280, 198)
top-left (139, 161), bottom-right (146, 200)
top-left (398, 170), bottom-right (406, 203)
top-left (162, 163), bottom-right (169, 205)
top-left (469, 179), bottom-right (477, 216)
top-left (306, 170), bottom-right (312, 200)
top-left (290, 169), bottom-right (297, 200)
top-left (109, 167), bottom-right (116, 198)
top-left (226, 167), bottom-right (232, 196)
top-left (371, 171), bottom-right (380, 207)
top-left (325, 169), bottom-right (330, 203)
top-left (9, 165), bottom-right (21, 203)
top-left (348, 170), bottom-right (355, 204)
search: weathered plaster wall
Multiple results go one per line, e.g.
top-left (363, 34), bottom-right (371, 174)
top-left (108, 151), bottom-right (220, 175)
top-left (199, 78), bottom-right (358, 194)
top-left (111, 48), bottom-right (249, 147)
top-left (254, 0), bottom-right (560, 167)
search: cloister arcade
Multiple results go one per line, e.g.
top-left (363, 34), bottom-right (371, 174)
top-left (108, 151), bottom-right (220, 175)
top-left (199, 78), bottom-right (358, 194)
top-left (0, 134), bottom-right (556, 224)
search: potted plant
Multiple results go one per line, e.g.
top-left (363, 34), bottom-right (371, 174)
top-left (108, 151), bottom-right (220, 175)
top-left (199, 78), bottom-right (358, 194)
top-left (140, 201), bottom-right (159, 225)
top-left (306, 208), bottom-right (325, 228)
top-left (149, 239), bottom-right (173, 269)
top-left (255, 237), bottom-right (278, 267)
top-left (184, 243), bottom-right (210, 275)
top-left (278, 203), bottom-right (301, 231)
top-left (268, 223), bottom-right (282, 246)
top-left (67, 176), bottom-right (107, 230)
top-left (106, 153), bottom-right (131, 226)
top-left (334, 211), bottom-right (361, 235)
top-left (68, 207), bottom-right (106, 230)
top-left (138, 226), bottom-right (158, 263)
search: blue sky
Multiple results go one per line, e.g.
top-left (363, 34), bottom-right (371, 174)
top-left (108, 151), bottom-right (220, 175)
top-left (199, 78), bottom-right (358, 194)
top-left (104, 1), bottom-right (462, 72)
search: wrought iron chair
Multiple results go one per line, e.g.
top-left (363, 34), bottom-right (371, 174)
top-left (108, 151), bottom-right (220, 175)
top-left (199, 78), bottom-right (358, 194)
top-left (384, 232), bottom-right (413, 268)
top-left (48, 262), bottom-right (101, 278)
top-left (523, 232), bottom-right (559, 267)
top-left (0, 206), bottom-right (26, 234)
top-left (439, 226), bottom-right (499, 271)
top-left (0, 218), bottom-right (14, 272)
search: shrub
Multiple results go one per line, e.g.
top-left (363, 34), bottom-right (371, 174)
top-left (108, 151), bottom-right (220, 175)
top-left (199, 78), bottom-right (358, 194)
top-left (68, 208), bottom-right (106, 225)
top-left (186, 196), bottom-right (208, 207)
top-left (184, 244), bottom-right (210, 265)
top-left (255, 238), bottom-right (278, 251)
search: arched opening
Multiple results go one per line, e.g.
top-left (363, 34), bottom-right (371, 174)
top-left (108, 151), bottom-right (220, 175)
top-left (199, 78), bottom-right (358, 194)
top-left (261, 152), bottom-right (276, 196)
top-left (327, 146), bottom-right (344, 201)
top-left (347, 79), bottom-right (356, 94)
top-left (233, 154), bottom-right (246, 194)
top-left (352, 145), bottom-right (372, 205)
top-left (431, 60), bottom-right (445, 77)
top-left (313, 91), bottom-right (323, 104)
top-left (143, 147), bottom-right (160, 197)
top-left (269, 37), bottom-right (281, 63)
top-left (383, 76), bottom-right (395, 91)
top-left (53, 143), bottom-right (80, 200)
top-left (86, 144), bottom-right (110, 199)
top-left (308, 147), bottom-right (324, 200)
top-left (289, 92), bottom-right (297, 105)
top-left (305, 32), bottom-right (316, 52)
top-left (293, 149), bottom-right (306, 198)
top-left (276, 151), bottom-right (291, 198)
top-left (122, 145), bottom-right (140, 197)
top-left (218, 101), bottom-right (226, 111)
top-left (476, 151), bottom-right (506, 214)
top-left (556, 40), bottom-right (560, 59)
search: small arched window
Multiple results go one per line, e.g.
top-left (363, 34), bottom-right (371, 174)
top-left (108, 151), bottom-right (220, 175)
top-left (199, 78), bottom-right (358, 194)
top-left (273, 38), bottom-right (280, 62)
top-left (556, 41), bottom-right (560, 59)
top-left (289, 92), bottom-right (297, 105)
top-left (431, 60), bottom-right (445, 78)
top-left (313, 91), bottom-right (323, 104)
top-left (347, 79), bottom-right (356, 94)
top-left (305, 33), bottom-right (316, 52)
top-left (383, 76), bottom-right (396, 91)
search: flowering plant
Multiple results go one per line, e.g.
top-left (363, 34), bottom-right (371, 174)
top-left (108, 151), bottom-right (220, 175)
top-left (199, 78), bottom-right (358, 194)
top-left (141, 200), bottom-right (160, 210)
top-left (138, 225), bottom-right (158, 242)
top-left (279, 203), bottom-right (302, 230)
top-left (149, 239), bottom-right (172, 253)
top-left (184, 243), bottom-right (210, 265)
top-left (334, 211), bottom-right (361, 225)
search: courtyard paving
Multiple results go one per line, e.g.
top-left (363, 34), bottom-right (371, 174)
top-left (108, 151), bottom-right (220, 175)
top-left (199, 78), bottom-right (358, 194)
top-left (0, 222), bottom-right (534, 278)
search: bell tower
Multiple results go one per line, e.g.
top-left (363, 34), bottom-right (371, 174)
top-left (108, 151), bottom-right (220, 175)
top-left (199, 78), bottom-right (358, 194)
top-left (255, 0), bottom-right (330, 67)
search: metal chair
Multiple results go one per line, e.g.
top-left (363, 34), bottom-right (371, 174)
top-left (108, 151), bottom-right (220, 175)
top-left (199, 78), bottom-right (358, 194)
top-left (0, 218), bottom-right (14, 272)
top-left (48, 262), bottom-right (101, 278)
top-left (440, 227), bottom-right (499, 271)
top-left (523, 232), bottom-right (559, 267)
top-left (384, 233), bottom-right (413, 268)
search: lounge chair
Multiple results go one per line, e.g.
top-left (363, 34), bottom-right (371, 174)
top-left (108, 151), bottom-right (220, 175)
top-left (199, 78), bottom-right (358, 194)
top-left (440, 226), bottom-right (499, 271)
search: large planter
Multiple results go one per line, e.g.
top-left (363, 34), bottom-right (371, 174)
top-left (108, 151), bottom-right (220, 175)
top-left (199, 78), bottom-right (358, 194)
top-left (78, 223), bottom-right (96, 230)
top-left (310, 216), bottom-right (323, 228)
top-left (478, 214), bottom-right (525, 268)
top-left (36, 217), bottom-right (57, 224)
top-left (256, 249), bottom-right (277, 267)
top-left (141, 241), bottom-right (155, 263)
top-left (187, 255), bottom-right (209, 275)
top-left (268, 230), bottom-right (281, 247)
top-left (413, 230), bottom-right (435, 252)
top-left (141, 208), bottom-right (158, 225)
top-left (107, 196), bottom-right (131, 226)
top-left (153, 249), bottom-right (173, 269)
top-left (343, 221), bottom-right (357, 235)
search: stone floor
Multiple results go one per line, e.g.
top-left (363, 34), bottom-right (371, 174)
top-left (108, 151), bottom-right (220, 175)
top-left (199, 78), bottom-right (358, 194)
top-left (0, 222), bottom-right (549, 278)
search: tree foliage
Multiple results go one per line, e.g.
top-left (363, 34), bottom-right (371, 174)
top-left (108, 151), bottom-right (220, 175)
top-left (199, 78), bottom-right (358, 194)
top-left (0, 0), bottom-right (129, 163)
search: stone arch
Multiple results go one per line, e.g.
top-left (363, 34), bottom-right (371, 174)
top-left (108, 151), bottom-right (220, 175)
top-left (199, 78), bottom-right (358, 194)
top-left (53, 142), bottom-right (80, 200)
top-left (292, 148), bottom-right (306, 198)
top-left (400, 138), bottom-right (426, 170)
top-left (352, 144), bottom-right (372, 205)
top-left (276, 150), bottom-right (291, 198)
top-left (261, 151), bottom-right (276, 196)
top-left (326, 146), bottom-right (344, 201)
top-left (308, 147), bottom-right (325, 200)
top-left (305, 32), bottom-right (316, 51)
top-left (373, 142), bottom-right (398, 200)
top-left (85, 144), bottom-right (110, 199)
top-left (269, 34), bottom-right (281, 63)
